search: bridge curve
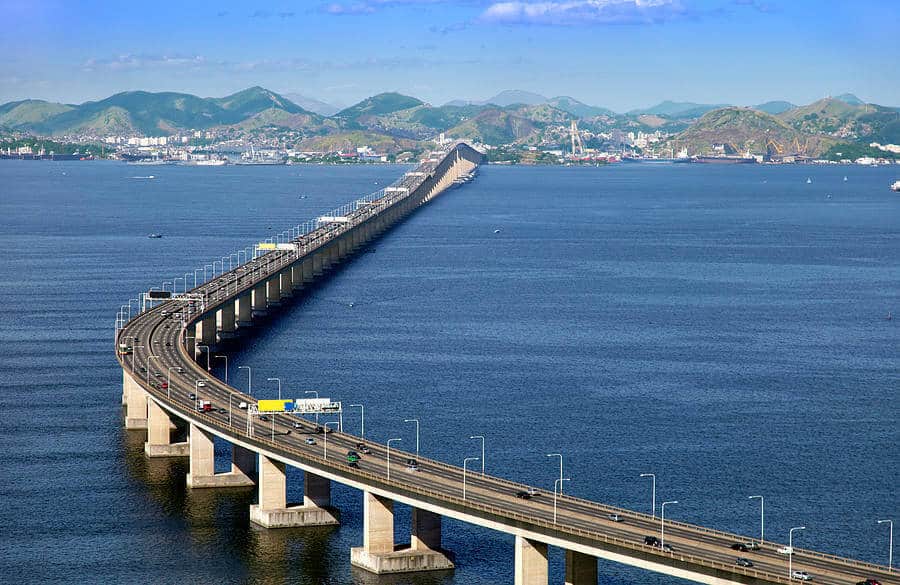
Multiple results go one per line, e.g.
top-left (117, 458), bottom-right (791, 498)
top-left (116, 143), bottom-right (894, 584)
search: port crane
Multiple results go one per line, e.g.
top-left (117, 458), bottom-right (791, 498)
top-left (570, 120), bottom-right (585, 157)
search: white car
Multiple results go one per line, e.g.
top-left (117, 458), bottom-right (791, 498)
top-left (238, 401), bottom-right (248, 409)
top-left (792, 570), bottom-right (812, 581)
top-left (196, 380), bottom-right (207, 387)
top-left (777, 546), bottom-right (793, 555)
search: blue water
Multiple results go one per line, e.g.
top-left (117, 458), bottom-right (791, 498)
top-left (0, 161), bottom-right (897, 584)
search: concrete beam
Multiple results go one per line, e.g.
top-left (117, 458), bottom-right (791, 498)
top-left (515, 536), bottom-right (548, 585)
top-left (565, 550), bottom-right (598, 585)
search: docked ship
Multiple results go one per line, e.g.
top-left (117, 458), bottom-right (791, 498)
top-left (692, 156), bottom-right (757, 164)
top-left (891, 180), bottom-right (900, 192)
top-left (238, 145), bottom-right (285, 165)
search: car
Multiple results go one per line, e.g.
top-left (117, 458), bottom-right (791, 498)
top-left (259, 415), bottom-right (269, 422)
top-left (238, 401), bottom-right (248, 409)
top-left (140, 366), bottom-right (147, 372)
top-left (292, 422), bottom-right (303, 429)
top-left (406, 458), bottom-right (419, 471)
top-left (217, 408), bottom-right (226, 414)
top-left (608, 513), bottom-right (624, 522)
top-left (313, 426), bottom-right (324, 434)
top-left (644, 536), bottom-right (661, 547)
top-left (175, 367), bottom-right (184, 373)
top-left (791, 571), bottom-right (812, 581)
top-left (526, 488), bottom-right (539, 497)
top-left (515, 491), bottom-right (532, 500)
top-left (154, 372), bottom-right (162, 378)
top-left (305, 438), bottom-right (316, 445)
top-left (856, 580), bottom-right (881, 585)
top-left (777, 546), bottom-right (794, 555)
top-left (347, 450), bottom-right (360, 459)
top-left (348, 461), bottom-right (359, 468)
top-left (197, 380), bottom-right (207, 387)
top-left (165, 342), bottom-right (172, 347)
top-left (662, 544), bottom-right (674, 553)
top-left (160, 382), bottom-right (168, 389)
top-left (731, 543), bottom-right (749, 552)
top-left (188, 392), bottom-right (196, 400)
top-left (744, 542), bottom-right (760, 550)
top-left (736, 558), bottom-right (753, 568)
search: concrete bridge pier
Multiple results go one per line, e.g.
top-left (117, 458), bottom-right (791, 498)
top-left (123, 370), bottom-right (148, 429)
top-left (351, 493), bottom-right (454, 574)
top-left (249, 456), bottom-right (339, 528)
top-left (217, 305), bottom-right (236, 340)
top-left (565, 550), bottom-right (598, 585)
top-left (195, 315), bottom-right (216, 357)
top-left (236, 294), bottom-right (252, 328)
top-left (186, 423), bottom-right (256, 488)
top-left (514, 536), bottom-right (548, 585)
top-left (279, 269), bottom-right (293, 299)
top-left (144, 398), bottom-right (188, 457)
top-left (266, 276), bottom-right (282, 307)
top-left (252, 283), bottom-right (267, 316)
top-left (312, 253), bottom-right (324, 277)
top-left (290, 263), bottom-right (304, 293)
top-left (301, 258), bottom-right (314, 284)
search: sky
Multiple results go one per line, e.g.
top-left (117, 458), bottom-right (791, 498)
top-left (1, 0), bottom-right (898, 112)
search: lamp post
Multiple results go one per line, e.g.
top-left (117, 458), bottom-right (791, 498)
top-left (386, 438), bottom-right (402, 481)
top-left (749, 495), bottom-right (765, 544)
top-left (131, 345), bottom-right (143, 372)
top-left (470, 435), bottom-right (485, 475)
top-left (878, 519), bottom-right (893, 570)
top-left (238, 365), bottom-right (251, 395)
top-left (641, 473), bottom-right (657, 518)
top-left (463, 457), bottom-right (480, 500)
top-left (661, 501), bottom-right (678, 549)
top-left (215, 355), bottom-right (227, 384)
top-left (267, 377), bottom-right (281, 400)
top-left (553, 478), bottom-right (571, 523)
top-left (166, 366), bottom-right (178, 399)
top-left (789, 526), bottom-right (806, 580)
top-left (404, 418), bottom-right (420, 460)
top-left (350, 404), bottom-right (364, 439)
top-left (194, 268), bottom-right (202, 288)
top-left (145, 355), bottom-right (160, 383)
top-left (323, 421), bottom-right (339, 459)
top-left (197, 344), bottom-right (210, 371)
top-left (547, 453), bottom-right (564, 494)
top-left (305, 390), bottom-right (319, 425)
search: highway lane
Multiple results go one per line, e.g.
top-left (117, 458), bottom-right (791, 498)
top-left (118, 146), bottom-right (893, 585)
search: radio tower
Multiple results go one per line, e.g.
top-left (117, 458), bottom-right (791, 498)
top-left (570, 120), bottom-right (584, 157)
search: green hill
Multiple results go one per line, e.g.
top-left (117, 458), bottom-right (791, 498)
top-left (547, 96), bottom-right (616, 118)
top-left (673, 107), bottom-right (835, 157)
top-left (334, 93), bottom-right (424, 124)
top-left (0, 100), bottom-right (74, 130)
top-left (778, 98), bottom-right (900, 144)
top-left (211, 86), bottom-right (308, 120)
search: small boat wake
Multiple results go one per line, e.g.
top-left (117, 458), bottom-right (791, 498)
top-left (131, 175), bottom-right (155, 180)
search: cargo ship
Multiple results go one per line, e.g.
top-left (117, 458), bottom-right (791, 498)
top-left (692, 156), bottom-right (756, 164)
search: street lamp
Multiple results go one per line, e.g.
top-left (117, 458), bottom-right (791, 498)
top-left (547, 453), bottom-right (564, 494)
top-left (749, 495), bottom-right (765, 544)
top-left (215, 355), bottom-right (227, 384)
top-left (267, 377), bottom-right (281, 400)
top-left (131, 345), bottom-right (144, 372)
top-left (641, 473), bottom-right (657, 518)
top-left (238, 366), bottom-right (252, 395)
top-left (350, 404), bottom-right (364, 439)
top-left (661, 501), bottom-right (678, 549)
top-left (323, 421), bottom-right (339, 459)
top-left (877, 519), bottom-right (893, 570)
top-left (386, 438), bottom-right (402, 481)
top-left (166, 366), bottom-right (178, 399)
top-left (463, 457), bottom-right (480, 500)
top-left (553, 478), bottom-right (571, 523)
top-left (145, 355), bottom-right (160, 383)
top-left (470, 435), bottom-right (485, 475)
top-left (305, 390), bottom-right (319, 425)
top-left (789, 526), bottom-right (806, 580)
top-left (404, 418), bottom-right (420, 460)
top-left (197, 344), bottom-right (211, 370)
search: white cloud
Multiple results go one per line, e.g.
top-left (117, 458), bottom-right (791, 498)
top-left (480, 0), bottom-right (687, 25)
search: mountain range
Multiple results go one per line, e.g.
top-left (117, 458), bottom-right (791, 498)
top-left (1, 87), bottom-right (897, 157)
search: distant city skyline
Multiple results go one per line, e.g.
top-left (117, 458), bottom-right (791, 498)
top-left (2, 0), bottom-right (898, 110)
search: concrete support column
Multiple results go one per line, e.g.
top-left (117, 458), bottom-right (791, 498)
top-left (217, 305), bottom-right (236, 339)
top-left (363, 492), bottom-right (395, 554)
top-left (312, 252), bottom-right (324, 276)
top-left (252, 283), bottom-right (267, 314)
top-left (233, 444), bottom-right (257, 480)
top-left (237, 294), bottom-right (252, 327)
top-left (279, 269), bottom-right (293, 298)
top-left (411, 508), bottom-right (442, 551)
top-left (514, 536), bottom-right (548, 585)
top-left (301, 258), bottom-right (314, 283)
top-left (123, 371), bottom-right (148, 429)
top-left (145, 399), bottom-right (188, 457)
top-left (250, 455), bottom-right (338, 528)
top-left (565, 550), bottom-right (598, 585)
top-left (197, 315), bottom-right (216, 346)
top-left (266, 277), bottom-right (281, 306)
top-left (186, 423), bottom-right (255, 488)
top-left (291, 263), bottom-right (304, 292)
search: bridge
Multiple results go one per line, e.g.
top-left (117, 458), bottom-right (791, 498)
top-left (116, 143), bottom-right (894, 585)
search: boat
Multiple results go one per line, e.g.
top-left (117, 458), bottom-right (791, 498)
top-left (693, 156), bottom-right (756, 164)
top-left (148, 233), bottom-right (163, 239)
top-left (806, 178), bottom-right (812, 184)
top-left (891, 180), bottom-right (900, 192)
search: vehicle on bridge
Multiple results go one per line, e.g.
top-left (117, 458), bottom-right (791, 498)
top-left (117, 343), bottom-right (133, 356)
top-left (736, 558), bottom-right (753, 567)
top-left (197, 400), bottom-right (212, 412)
top-left (792, 570), bottom-right (813, 581)
top-left (347, 451), bottom-right (360, 467)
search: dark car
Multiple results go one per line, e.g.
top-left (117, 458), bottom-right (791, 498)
top-left (188, 392), bottom-right (196, 400)
top-left (856, 580), bottom-right (881, 585)
top-left (736, 558), bottom-right (753, 567)
top-left (731, 543), bottom-right (749, 552)
top-left (515, 491), bottom-right (532, 500)
top-left (313, 426), bottom-right (323, 434)
top-left (662, 544), bottom-right (674, 553)
top-left (644, 536), bottom-right (661, 547)
top-left (260, 415), bottom-right (269, 422)
top-left (356, 443), bottom-right (371, 454)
